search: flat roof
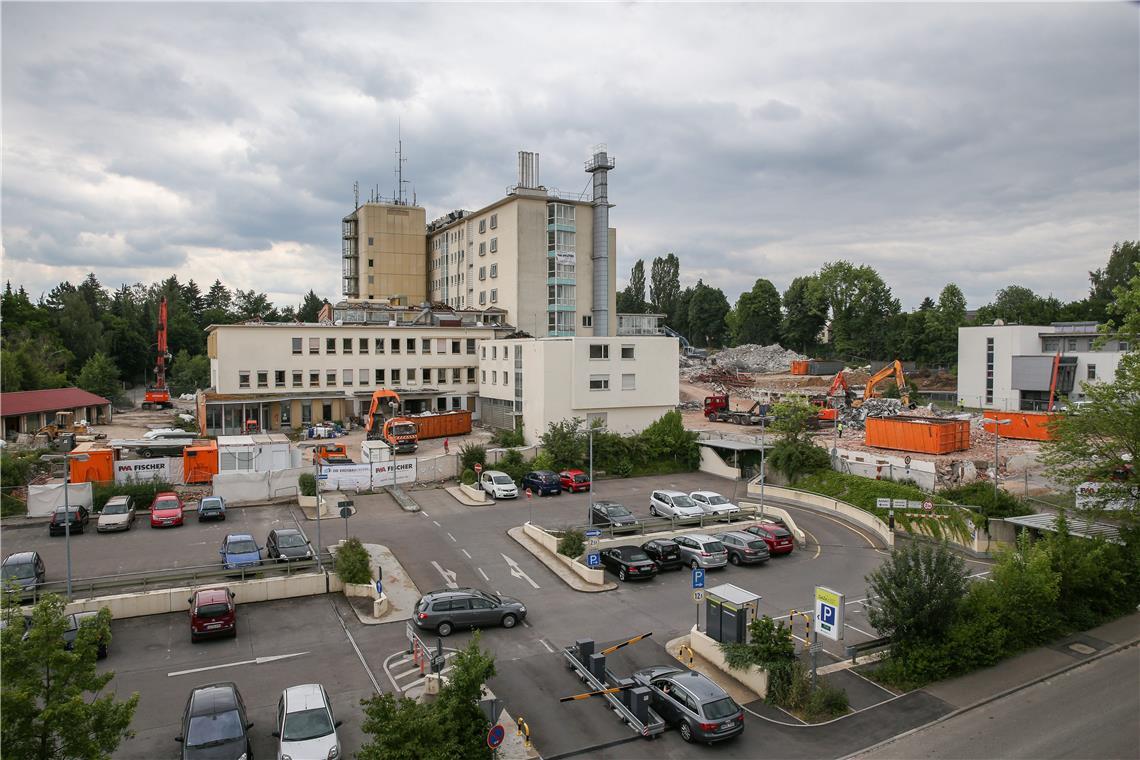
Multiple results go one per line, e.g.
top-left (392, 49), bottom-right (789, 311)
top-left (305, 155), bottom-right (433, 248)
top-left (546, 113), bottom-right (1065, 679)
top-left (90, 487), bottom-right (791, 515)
top-left (697, 439), bottom-right (768, 452)
top-left (1003, 513), bottom-right (1122, 543)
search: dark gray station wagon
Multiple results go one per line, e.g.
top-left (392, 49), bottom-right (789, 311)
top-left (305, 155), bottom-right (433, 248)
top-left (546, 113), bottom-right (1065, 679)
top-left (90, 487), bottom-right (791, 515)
top-left (413, 588), bottom-right (527, 637)
top-left (633, 666), bottom-right (744, 744)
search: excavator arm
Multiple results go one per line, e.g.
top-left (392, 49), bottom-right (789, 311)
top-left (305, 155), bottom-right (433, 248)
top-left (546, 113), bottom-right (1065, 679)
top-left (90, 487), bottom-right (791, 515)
top-left (863, 360), bottom-right (910, 406)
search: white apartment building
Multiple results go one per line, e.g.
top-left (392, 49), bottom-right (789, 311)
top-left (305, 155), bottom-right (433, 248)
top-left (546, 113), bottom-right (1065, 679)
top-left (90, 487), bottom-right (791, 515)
top-left (477, 336), bottom-right (680, 444)
top-left (958, 321), bottom-right (1130, 410)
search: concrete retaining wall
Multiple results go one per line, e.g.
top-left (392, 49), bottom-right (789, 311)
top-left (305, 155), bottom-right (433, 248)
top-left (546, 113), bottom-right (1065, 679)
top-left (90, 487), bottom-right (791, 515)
top-left (460, 482), bottom-right (488, 503)
top-left (523, 522), bottom-right (606, 586)
top-left (699, 447), bottom-right (742, 480)
top-left (738, 501), bottom-right (806, 545)
top-left (689, 627), bottom-right (769, 698)
top-left (748, 483), bottom-right (894, 548)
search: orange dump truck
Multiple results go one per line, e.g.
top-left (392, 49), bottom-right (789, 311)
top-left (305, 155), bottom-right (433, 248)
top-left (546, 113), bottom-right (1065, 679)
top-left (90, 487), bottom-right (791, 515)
top-left (865, 415), bottom-right (971, 455)
top-left (982, 411), bottom-right (1059, 442)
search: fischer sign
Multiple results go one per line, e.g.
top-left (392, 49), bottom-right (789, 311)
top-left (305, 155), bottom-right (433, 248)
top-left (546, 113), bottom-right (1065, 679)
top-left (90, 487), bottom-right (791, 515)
top-left (370, 459), bottom-right (417, 487)
top-left (114, 459), bottom-right (174, 484)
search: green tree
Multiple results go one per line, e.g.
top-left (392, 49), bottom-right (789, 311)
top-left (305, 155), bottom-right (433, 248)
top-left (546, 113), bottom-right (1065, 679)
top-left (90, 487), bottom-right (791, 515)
top-left (780, 275), bottom-right (829, 353)
top-left (76, 353), bottom-right (121, 402)
top-left (671, 286), bottom-right (694, 341)
top-left (649, 253), bottom-right (680, 317)
top-left (168, 350), bottom-right (211, 394)
top-left (1103, 263), bottom-right (1140, 345)
top-left (990, 531), bottom-right (1061, 651)
top-left (233, 289), bottom-right (280, 321)
top-left (1087, 241), bottom-right (1139, 323)
top-left (974, 285), bottom-right (1062, 326)
top-left (617, 259), bottom-right (647, 314)
top-left (768, 397), bottom-right (830, 482)
top-left (728, 278), bottom-right (782, 346)
top-left (2, 596), bottom-right (139, 759)
top-left (865, 542), bottom-right (968, 651)
top-left (924, 283), bottom-right (967, 367)
top-left (540, 418), bottom-right (586, 470)
top-left (297, 290), bottom-right (328, 322)
top-left (719, 615), bottom-right (797, 703)
top-left (638, 410), bottom-right (700, 469)
top-left (818, 261), bottom-right (901, 358)
top-left (687, 280), bottom-right (730, 348)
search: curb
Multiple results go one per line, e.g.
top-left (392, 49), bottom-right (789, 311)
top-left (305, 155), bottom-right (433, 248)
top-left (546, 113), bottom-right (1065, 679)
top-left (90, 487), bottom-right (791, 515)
top-left (506, 526), bottom-right (615, 593)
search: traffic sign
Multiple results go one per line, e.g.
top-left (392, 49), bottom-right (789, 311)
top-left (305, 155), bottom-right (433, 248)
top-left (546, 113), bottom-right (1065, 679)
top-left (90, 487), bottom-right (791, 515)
top-left (317, 473), bottom-right (328, 480)
top-left (904, 455), bottom-right (912, 466)
top-left (339, 505), bottom-right (356, 519)
top-left (586, 552), bottom-right (601, 567)
top-left (923, 500), bottom-right (934, 512)
top-left (692, 590), bottom-right (704, 603)
top-left (814, 586), bottom-right (845, 642)
top-left (526, 488), bottom-right (533, 499)
top-left (587, 538), bottom-right (599, 547)
top-left (584, 529), bottom-right (602, 538)
top-left (691, 568), bottom-right (705, 589)
top-left (876, 498), bottom-right (890, 509)
top-left (487, 724), bottom-right (506, 749)
top-left (431, 654), bottom-right (447, 671)
top-left (475, 463), bottom-right (483, 473)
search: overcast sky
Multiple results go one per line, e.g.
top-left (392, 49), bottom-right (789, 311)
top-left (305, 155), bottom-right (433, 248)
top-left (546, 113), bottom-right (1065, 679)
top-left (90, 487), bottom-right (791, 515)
top-left (2, 3), bottom-right (1137, 312)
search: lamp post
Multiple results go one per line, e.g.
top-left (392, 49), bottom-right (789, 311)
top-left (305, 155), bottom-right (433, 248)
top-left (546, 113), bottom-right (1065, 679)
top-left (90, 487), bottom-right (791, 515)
top-left (756, 414), bottom-right (767, 517)
top-left (314, 450), bottom-right (323, 571)
top-left (41, 452), bottom-right (89, 600)
top-left (388, 400), bottom-right (399, 488)
top-left (587, 425), bottom-right (607, 526)
top-left (991, 418), bottom-right (1012, 507)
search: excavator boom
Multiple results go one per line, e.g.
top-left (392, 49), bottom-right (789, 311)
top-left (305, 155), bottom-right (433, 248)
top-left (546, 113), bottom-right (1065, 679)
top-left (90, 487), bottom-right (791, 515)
top-left (862, 360), bottom-right (909, 406)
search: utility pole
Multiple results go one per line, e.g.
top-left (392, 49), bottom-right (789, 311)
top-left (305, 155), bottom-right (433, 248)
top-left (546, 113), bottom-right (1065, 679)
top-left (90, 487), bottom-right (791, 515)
top-left (314, 452), bottom-right (323, 571)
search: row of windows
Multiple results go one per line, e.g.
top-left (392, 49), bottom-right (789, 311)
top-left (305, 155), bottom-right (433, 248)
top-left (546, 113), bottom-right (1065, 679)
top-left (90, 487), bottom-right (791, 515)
top-left (238, 366), bottom-right (478, 389)
top-left (478, 264), bottom-right (498, 280)
top-left (589, 344), bottom-right (637, 360)
top-left (589, 373), bottom-right (637, 391)
top-left (291, 337), bottom-right (476, 356)
top-left (477, 214), bottom-right (499, 233)
top-left (481, 369), bottom-right (511, 385)
top-left (477, 238), bottom-right (499, 256)
top-left (477, 289), bottom-right (498, 305)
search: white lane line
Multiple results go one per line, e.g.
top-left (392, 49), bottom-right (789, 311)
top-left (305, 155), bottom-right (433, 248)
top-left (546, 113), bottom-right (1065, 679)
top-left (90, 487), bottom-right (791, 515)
top-left (431, 561), bottom-right (458, 589)
top-left (462, 549), bottom-right (472, 559)
top-left (403, 664), bottom-right (456, 690)
top-left (421, 511), bottom-right (430, 518)
top-left (846, 623), bottom-right (875, 637)
top-left (448, 532), bottom-right (457, 543)
top-left (522, 620), bottom-right (532, 628)
top-left (539, 639), bottom-right (554, 653)
top-left (335, 603), bottom-right (383, 695)
top-left (168, 652), bottom-right (308, 678)
top-left (394, 667), bottom-right (425, 682)
top-left (501, 553), bottom-right (541, 589)
top-left (433, 520), bottom-right (441, 527)
top-left (389, 655), bottom-right (413, 668)
top-left (478, 567), bottom-right (490, 582)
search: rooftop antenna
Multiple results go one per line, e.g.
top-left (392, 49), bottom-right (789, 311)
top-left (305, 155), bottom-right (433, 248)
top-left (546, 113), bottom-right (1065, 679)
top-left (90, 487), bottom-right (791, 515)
top-left (394, 121), bottom-right (409, 205)
top-left (354, 181), bottom-right (359, 209)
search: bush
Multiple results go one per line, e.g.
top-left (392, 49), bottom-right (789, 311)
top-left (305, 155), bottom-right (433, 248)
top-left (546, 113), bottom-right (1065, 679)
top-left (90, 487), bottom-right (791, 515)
top-left (530, 452), bottom-right (556, 472)
top-left (490, 428), bottom-right (525, 448)
top-left (941, 482), bottom-right (1032, 519)
top-left (299, 472), bottom-right (317, 497)
top-left (335, 537), bottom-right (373, 584)
top-left (557, 529), bottom-right (585, 558)
top-left (768, 439), bottom-right (830, 483)
top-left (460, 468), bottom-right (477, 486)
top-left (92, 481), bottom-right (176, 512)
top-left (804, 680), bottom-right (850, 721)
top-left (459, 444), bottom-right (486, 474)
top-left (720, 616), bottom-right (797, 705)
top-left (497, 450), bottom-right (528, 483)
top-left (540, 419), bottom-right (586, 470)
top-left (638, 411), bottom-right (700, 470)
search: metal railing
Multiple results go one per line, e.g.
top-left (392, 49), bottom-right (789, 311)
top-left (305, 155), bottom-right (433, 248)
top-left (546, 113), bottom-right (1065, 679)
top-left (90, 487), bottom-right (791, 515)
top-left (563, 506), bottom-right (768, 539)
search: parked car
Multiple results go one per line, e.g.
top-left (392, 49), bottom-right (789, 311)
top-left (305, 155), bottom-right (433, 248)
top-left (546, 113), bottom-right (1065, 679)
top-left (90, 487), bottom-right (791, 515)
top-left (758, 515), bottom-right (790, 531)
top-left (559, 469), bottom-right (591, 493)
top-left (689, 491), bottom-right (741, 517)
top-left (176, 682), bottom-right (253, 760)
top-left (599, 546), bottom-right (658, 582)
top-left (673, 534), bottom-right (729, 569)
top-left (413, 588), bottom-right (527, 637)
top-left (632, 666), bottom-right (744, 744)
top-left (219, 534), bottom-right (262, 570)
top-left (97, 495), bottom-right (135, 532)
top-left (649, 490), bottom-right (705, 519)
top-left (23, 610), bottom-right (109, 658)
top-left (143, 428), bottom-right (198, 441)
top-left (480, 470), bottom-right (518, 499)
top-left (522, 470), bottom-right (562, 496)
top-left (274, 683), bottom-right (342, 760)
top-left (1, 551), bottom-right (45, 600)
top-left (641, 538), bottom-right (683, 571)
top-left (744, 523), bottom-right (795, 555)
top-left (267, 528), bottom-right (313, 561)
top-left (188, 587), bottom-right (237, 641)
top-left (48, 505), bottom-right (90, 536)
top-left (589, 500), bottom-right (640, 532)
top-left (197, 495), bottom-right (227, 522)
top-left (715, 531), bottom-right (771, 565)
top-left (150, 492), bottom-right (185, 528)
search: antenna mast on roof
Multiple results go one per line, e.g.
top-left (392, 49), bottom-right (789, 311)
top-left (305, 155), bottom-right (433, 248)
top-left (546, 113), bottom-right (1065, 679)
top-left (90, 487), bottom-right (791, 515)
top-left (354, 181), bottom-right (359, 209)
top-left (394, 120), bottom-right (409, 205)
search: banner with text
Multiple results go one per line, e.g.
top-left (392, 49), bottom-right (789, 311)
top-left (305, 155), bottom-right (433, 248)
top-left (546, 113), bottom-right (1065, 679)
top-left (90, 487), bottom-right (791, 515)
top-left (115, 458), bottom-right (176, 484)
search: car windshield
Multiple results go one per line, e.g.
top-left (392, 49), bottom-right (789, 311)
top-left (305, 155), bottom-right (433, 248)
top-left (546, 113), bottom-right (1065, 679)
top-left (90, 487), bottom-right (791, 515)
top-left (702, 696), bottom-right (740, 720)
top-left (196, 602), bottom-right (229, 617)
top-left (704, 541), bottom-right (726, 553)
top-left (391, 423), bottom-right (417, 436)
top-left (278, 534), bottom-right (307, 548)
top-left (155, 500), bottom-right (179, 511)
top-left (282, 706), bottom-right (334, 742)
top-left (227, 540), bottom-right (258, 554)
top-left (705, 495), bottom-right (729, 505)
top-left (2, 564), bottom-right (35, 580)
top-left (625, 551), bottom-right (650, 562)
top-left (573, 474), bottom-right (588, 482)
top-left (747, 540), bottom-right (767, 550)
top-left (493, 476), bottom-right (513, 485)
top-left (606, 505), bottom-right (631, 517)
top-left (104, 502), bottom-right (129, 514)
top-left (200, 499), bottom-right (221, 510)
top-left (186, 709), bottom-right (244, 747)
top-left (671, 495), bottom-right (696, 508)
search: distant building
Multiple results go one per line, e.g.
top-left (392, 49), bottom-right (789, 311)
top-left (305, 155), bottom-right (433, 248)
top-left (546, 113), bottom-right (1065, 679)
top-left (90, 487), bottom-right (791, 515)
top-left (340, 201), bottom-right (428, 304)
top-left (1, 388), bottom-right (112, 439)
top-left (957, 321), bottom-right (1130, 410)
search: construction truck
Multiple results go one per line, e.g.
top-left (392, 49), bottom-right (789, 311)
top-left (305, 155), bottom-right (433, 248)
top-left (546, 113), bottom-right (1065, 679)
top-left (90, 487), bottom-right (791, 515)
top-left (142, 297), bottom-right (174, 410)
top-left (314, 443), bottom-right (353, 465)
top-left (703, 394), bottom-right (769, 425)
top-left (364, 389), bottom-right (419, 453)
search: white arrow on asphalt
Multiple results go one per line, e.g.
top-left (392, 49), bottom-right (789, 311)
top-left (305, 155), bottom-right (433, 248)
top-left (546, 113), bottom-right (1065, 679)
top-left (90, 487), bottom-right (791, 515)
top-left (432, 560), bottom-right (458, 589)
top-left (168, 651), bottom-right (309, 677)
top-left (501, 553), bottom-right (541, 589)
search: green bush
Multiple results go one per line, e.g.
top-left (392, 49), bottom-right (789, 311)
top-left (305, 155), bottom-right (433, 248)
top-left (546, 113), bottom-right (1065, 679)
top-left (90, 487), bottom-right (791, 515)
top-left (460, 468), bottom-right (477, 486)
top-left (459, 444), bottom-right (486, 473)
top-left (540, 419), bottom-right (586, 470)
top-left (1, 492), bottom-right (27, 517)
top-left (496, 450), bottom-right (528, 483)
top-left (490, 428), bottom-right (525, 448)
top-left (720, 616), bottom-right (798, 705)
top-left (804, 680), bottom-right (850, 721)
top-left (299, 472), bottom-right (317, 497)
top-left (92, 481), bottom-right (176, 512)
top-left (530, 452), bottom-right (556, 472)
top-left (768, 438), bottom-right (830, 483)
top-left (557, 529), bottom-right (585, 558)
top-left (941, 482), bottom-right (1032, 519)
top-left (335, 537), bottom-right (373, 584)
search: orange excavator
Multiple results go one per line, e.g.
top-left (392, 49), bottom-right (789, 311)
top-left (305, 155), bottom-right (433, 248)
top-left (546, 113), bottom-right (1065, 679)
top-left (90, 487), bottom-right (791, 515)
top-left (859, 360), bottom-right (911, 407)
top-left (143, 297), bottom-right (174, 410)
top-left (815, 361), bottom-right (911, 422)
top-left (815, 371), bottom-right (855, 423)
top-left (364, 389), bottom-right (419, 453)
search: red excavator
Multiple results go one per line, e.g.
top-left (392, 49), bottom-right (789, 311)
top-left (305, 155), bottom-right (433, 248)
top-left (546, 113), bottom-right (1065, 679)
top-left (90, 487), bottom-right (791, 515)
top-left (143, 297), bottom-right (174, 410)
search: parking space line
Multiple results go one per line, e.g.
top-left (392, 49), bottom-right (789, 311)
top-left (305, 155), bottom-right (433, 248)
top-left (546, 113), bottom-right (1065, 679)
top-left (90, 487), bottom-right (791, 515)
top-left (539, 639), bottom-right (555, 653)
top-left (421, 511), bottom-right (430, 518)
top-left (433, 520), bottom-right (441, 527)
top-left (846, 623), bottom-right (875, 637)
top-left (448, 532), bottom-right (457, 542)
top-left (462, 549), bottom-right (472, 559)
top-left (478, 567), bottom-right (490, 581)
top-left (803, 528), bottom-right (822, 559)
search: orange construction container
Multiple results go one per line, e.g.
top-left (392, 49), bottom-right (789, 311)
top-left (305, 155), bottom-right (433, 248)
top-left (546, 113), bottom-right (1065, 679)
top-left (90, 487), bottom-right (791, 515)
top-left (412, 410), bottom-right (473, 440)
top-left (982, 411), bottom-right (1058, 442)
top-left (68, 444), bottom-right (115, 483)
top-left (791, 360), bottom-right (810, 375)
top-left (864, 415), bottom-right (971, 455)
top-left (183, 440), bottom-right (219, 484)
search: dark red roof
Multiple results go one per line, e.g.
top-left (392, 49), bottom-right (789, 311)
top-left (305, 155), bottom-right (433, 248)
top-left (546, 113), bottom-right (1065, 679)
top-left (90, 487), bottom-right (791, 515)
top-left (0, 387), bottom-right (111, 417)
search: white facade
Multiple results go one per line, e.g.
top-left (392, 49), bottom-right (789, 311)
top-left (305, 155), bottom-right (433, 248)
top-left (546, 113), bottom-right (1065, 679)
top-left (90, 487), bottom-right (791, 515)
top-left (477, 336), bottom-right (680, 443)
top-left (958, 322), bottom-right (1129, 410)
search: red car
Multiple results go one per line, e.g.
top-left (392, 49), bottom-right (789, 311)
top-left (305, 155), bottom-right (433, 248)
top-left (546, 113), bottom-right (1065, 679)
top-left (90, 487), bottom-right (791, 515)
top-left (188, 587), bottom-right (236, 641)
top-left (559, 469), bottom-right (591, 493)
top-left (745, 523), bottom-right (795, 555)
top-left (150, 492), bottom-right (185, 528)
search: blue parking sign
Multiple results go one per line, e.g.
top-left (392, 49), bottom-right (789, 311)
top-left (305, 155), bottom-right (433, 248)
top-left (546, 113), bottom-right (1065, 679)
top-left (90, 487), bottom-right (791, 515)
top-left (587, 553), bottom-right (601, 567)
top-left (691, 568), bottom-right (705, 589)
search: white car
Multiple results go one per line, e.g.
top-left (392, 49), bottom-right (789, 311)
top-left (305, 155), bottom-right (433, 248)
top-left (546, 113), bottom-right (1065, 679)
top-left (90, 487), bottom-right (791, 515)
top-left (274, 683), bottom-right (341, 760)
top-left (649, 490), bottom-right (706, 518)
top-left (481, 470), bottom-right (518, 499)
top-left (142, 428), bottom-right (196, 440)
top-left (689, 491), bottom-right (741, 516)
top-left (97, 495), bottom-right (136, 532)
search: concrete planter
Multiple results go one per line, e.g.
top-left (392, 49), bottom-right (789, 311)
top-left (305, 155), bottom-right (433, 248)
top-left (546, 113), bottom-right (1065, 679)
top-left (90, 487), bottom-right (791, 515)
top-left (689, 627), bottom-right (769, 699)
top-left (460, 482), bottom-right (488, 502)
top-left (522, 522), bottom-right (606, 586)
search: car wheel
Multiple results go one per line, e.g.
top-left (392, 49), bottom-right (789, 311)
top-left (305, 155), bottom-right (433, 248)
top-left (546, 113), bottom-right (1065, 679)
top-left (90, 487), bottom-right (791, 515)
top-left (729, 554), bottom-right (740, 565)
top-left (437, 621), bottom-right (453, 637)
top-left (501, 613), bottom-right (517, 629)
top-left (619, 568), bottom-right (627, 581)
top-left (680, 722), bottom-right (694, 743)
top-left (139, 448), bottom-right (151, 458)
top-left (690, 559), bottom-right (700, 569)
top-left (650, 505), bottom-right (658, 516)
top-left (220, 514), bottom-right (226, 521)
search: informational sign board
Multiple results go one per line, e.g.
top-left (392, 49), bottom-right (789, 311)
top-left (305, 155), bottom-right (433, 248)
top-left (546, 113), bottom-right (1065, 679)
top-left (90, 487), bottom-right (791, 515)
top-left (114, 458), bottom-right (174, 484)
top-left (692, 590), bottom-right (704, 603)
top-left (876, 498), bottom-right (891, 509)
top-left (584, 529), bottom-right (601, 538)
top-left (369, 459), bottom-right (417, 487)
top-left (586, 553), bottom-right (600, 567)
top-left (814, 586), bottom-right (845, 642)
top-left (891, 498), bottom-right (908, 510)
top-left (691, 568), bottom-right (705, 589)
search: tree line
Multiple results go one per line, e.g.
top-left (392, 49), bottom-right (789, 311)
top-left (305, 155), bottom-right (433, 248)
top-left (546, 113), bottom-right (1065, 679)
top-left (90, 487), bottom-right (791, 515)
top-left (617, 241), bottom-right (1138, 366)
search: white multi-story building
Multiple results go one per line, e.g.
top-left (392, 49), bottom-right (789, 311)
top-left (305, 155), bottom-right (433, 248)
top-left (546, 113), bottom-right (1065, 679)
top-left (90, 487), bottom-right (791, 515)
top-left (958, 321), bottom-right (1130, 410)
top-left (477, 336), bottom-right (679, 443)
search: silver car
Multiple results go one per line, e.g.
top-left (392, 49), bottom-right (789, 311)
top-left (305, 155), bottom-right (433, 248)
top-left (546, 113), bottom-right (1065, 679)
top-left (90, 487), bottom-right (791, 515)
top-left (649, 490), bottom-right (705, 518)
top-left (413, 588), bottom-right (527, 637)
top-left (673, 534), bottom-right (728, 569)
top-left (97, 495), bottom-right (136, 532)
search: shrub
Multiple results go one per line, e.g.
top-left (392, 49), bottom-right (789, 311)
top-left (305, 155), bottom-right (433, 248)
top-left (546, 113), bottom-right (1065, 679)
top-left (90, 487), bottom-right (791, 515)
top-left (557, 529), bottom-right (585, 558)
top-left (459, 444), bottom-right (486, 473)
top-left (491, 428), bottom-right (525, 448)
top-left (497, 449), bottom-right (528, 483)
top-left (804, 680), bottom-right (850, 721)
top-left (941, 482), bottom-right (1031, 519)
top-left (299, 472), bottom-right (317, 497)
top-left (541, 419), bottom-right (586, 470)
top-left (460, 468), bottom-right (477, 486)
top-left (768, 438), bottom-right (830, 483)
top-left (719, 616), bottom-right (799, 706)
top-left (865, 542), bottom-right (968, 651)
top-left (530, 452), bottom-right (556, 472)
top-left (639, 411), bottom-right (700, 470)
top-left (92, 481), bottom-right (176, 512)
top-left (335, 537), bottom-right (373, 584)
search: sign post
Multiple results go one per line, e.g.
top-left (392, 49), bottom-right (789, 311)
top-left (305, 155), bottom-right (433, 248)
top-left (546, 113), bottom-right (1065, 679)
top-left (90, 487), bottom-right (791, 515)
top-left (585, 528), bottom-right (601, 568)
top-left (692, 568), bottom-right (706, 627)
top-left (487, 724), bottom-right (506, 750)
top-left (338, 499), bottom-right (355, 541)
top-left (813, 586), bottom-right (845, 689)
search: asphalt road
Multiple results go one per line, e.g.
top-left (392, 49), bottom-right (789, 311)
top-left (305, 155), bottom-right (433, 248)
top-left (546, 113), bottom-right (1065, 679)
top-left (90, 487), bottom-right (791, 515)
top-left (858, 644), bottom-right (1140, 760)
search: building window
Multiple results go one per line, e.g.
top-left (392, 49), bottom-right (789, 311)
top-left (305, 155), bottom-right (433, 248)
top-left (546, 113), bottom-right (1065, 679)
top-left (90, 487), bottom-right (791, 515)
top-left (367, 258), bottom-right (374, 267)
top-left (1067, 338), bottom-right (1077, 351)
top-left (1087, 364), bottom-right (1096, 380)
top-left (359, 368), bottom-right (369, 386)
top-left (239, 371), bottom-right (250, 388)
top-left (481, 370), bottom-right (487, 383)
top-left (490, 289), bottom-right (498, 303)
top-left (359, 338), bottom-right (369, 353)
top-left (582, 315), bottom-right (592, 328)
top-left (323, 370), bottom-right (336, 387)
top-left (309, 337), bottom-right (319, 354)
top-left (985, 337), bottom-right (994, 405)
top-left (292, 370), bottom-right (302, 387)
top-left (479, 241), bottom-right (486, 256)
top-left (467, 367), bottom-right (476, 383)
top-left (466, 338), bottom-right (476, 355)
top-left (422, 368), bottom-right (432, 383)
top-left (589, 374), bottom-right (610, 391)
top-left (492, 346), bottom-right (498, 360)
top-left (479, 266), bottom-right (486, 281)
top-left (309, 371), bottom-right (320, 387)
top-left (322, 402), bottom-right (332, 421)
top-left (406, 338), bottom-right (416, 354)
top-left (590, 344), bottom-right (610, 360)
top-left (479, 219), bottom-right (486, 233)
top-left (490, 238), bottom-right (498, 253)
top-left (490, 264), bottom-right (498, 278)
top-left (622, 373), bottom-right (636, 390)
top-left (275, 370), bottom-right (286, 388)
top-left (621, 345), bottom-right (635, 360)
top-left (342, 338), bottom-right (352, 354)
top-left (301, 401), bottom-right (312, 424)
top-left (292, 337), bottom-right (302, 355)
top-left (367, 237), bottom-right (374, 246)
top-left (343, 369), bottom-right (353, 386)
top-left (422, 338), bottom-right (432, 353)
top-left (1121, 341), bottom-right (1131, 351)
top-left (391, 339), bottom-right (400, 354)
top-left (451, 340), bottom-right (460, 354)
top-left (391, 368), bottom-right (401, 384)
top-left (481, 346), bottom-right (486, 359)
top-left (479, 291), bottom-right (486, 305)
top-left (326, 338), bottom-right (336, 354)
top-left (452, 367), bottom-right (461, 383)
top-left (257, 371), bottom-right (268, 388)
top-left (375, 368), bottom-right (386, 384)
top-left (490, 213), bottom-right (498, 229)
top-left (376, 338), bottom-right (385, 354)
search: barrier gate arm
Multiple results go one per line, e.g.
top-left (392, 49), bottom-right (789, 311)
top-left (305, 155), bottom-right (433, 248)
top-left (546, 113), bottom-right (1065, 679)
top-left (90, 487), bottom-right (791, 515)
top-left (561, 641), bottom-right (665, 739)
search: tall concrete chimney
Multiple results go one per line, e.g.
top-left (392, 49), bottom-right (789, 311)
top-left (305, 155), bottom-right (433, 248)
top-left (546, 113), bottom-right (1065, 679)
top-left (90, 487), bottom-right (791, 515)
top-left (585, 144), bottom-right (615, 336)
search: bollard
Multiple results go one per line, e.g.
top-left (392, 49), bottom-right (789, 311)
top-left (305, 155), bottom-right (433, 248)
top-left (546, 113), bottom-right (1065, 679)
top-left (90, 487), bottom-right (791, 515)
top-left (678, 644), bottom-right (694, 667)
top-left (588, 652), bottom-right (607, 682)
top-left (629, 687), bottom-right (651, 725)
top-left (575, 639), bottom-right (595, 667)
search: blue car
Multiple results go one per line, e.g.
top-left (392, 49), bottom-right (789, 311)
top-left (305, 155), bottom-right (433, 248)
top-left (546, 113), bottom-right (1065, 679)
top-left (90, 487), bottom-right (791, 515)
top-left (521, 470), bottom-right (562, 496)
top-left (219, 534), bottom-right (261, 570)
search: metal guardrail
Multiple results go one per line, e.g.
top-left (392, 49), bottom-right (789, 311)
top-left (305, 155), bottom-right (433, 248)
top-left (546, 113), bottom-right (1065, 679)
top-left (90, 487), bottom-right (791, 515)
top-left (564, 506), bottom-right (767, 539)
top-left (845, 635), bottom-right (891, 664)
top-left (21, 551), bottom-right (335, 603)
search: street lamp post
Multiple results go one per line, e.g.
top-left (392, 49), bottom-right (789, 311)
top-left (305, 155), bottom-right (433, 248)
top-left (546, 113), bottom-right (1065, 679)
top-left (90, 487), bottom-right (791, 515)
top-left (587, 425), bottom-right (606, 526)
top-left (314, 450), bottom-right (323, 571)
top-left (757, 415), bottom-right (767, 517)
top-left (42, 452), bottom-right (89, 600)
top-left (388, 400), bottom-right (399, 488)
top-left (991, 418), bottom-right (1012, 507)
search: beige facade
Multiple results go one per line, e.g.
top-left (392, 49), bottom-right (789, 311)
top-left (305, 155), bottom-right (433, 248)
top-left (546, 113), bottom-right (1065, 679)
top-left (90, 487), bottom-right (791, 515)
top-left (477, 336), bottom-right (679, 443)
top-left (342, 202), bottom-right (427, 303)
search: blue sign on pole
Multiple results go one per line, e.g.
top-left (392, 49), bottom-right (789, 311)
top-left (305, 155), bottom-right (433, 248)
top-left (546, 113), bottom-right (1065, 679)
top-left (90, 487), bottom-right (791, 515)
top-left (586, 553), bottom-right (601, 567)
top-left (584, 528), bottom-right (602, 538)
top-left (691, 568), bottom-right (705, 589)
top-left (487, 724), bottom-right (506, 749)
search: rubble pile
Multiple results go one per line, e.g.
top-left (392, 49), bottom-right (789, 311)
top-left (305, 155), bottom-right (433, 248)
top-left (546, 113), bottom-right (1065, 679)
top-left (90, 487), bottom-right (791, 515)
top-left (837, 398), bottom-right (904, 429)
top-left (692, 367), bottom-right (753, 389)
top-left (712, 343), bottom-right (807, 373)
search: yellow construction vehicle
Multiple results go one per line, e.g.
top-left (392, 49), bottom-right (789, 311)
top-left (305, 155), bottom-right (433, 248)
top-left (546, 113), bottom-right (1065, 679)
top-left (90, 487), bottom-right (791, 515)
top-left (35, 411), bottom-right (91, 439)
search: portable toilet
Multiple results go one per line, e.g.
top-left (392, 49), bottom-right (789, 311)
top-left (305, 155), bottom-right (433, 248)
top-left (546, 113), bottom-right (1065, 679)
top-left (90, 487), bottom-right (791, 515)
top-left (704, 584), bottom-right (762, 644)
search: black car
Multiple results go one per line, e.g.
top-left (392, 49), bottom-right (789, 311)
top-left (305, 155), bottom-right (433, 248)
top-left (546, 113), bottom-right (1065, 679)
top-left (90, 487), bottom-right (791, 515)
top-left (176, 682), bottom-right (254, 760)
top-left (715, 531), bottom-right (771, 565)
top-left (2, 551), bottom-right (46, 600)
top-left (267, 528), bottom-right (313, 561)
top-left (521, 470), bottom-right (562, 496)
top-left (641, 539), bottom-right (683, 571)
top-left (599, 546), bottom-right (658, 582)
top-left (49, 505), bottom-right (90, 536)
top-left (633, 666), bottom-right (744, 744)
top-left (589, 501), bottom-right (639, 532)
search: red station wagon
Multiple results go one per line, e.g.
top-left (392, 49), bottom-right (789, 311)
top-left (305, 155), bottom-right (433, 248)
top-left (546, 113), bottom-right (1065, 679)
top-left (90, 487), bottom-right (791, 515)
top-left (745, 523), bottom-right (795, 555)
top-left (188, 587), bottom-right (237, 641)
top-left (150, 492), bottom-right (185, 528)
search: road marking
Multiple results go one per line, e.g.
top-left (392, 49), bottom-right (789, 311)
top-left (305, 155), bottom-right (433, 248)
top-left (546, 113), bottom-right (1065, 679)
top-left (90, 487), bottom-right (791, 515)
top-left (421, 511), bottom-right (430, 518)
top-left (846, 623), bottom-right (875, 637)
top-left (803, 528), bottom-right (822, 560)
top-left (781, 503), bottom-right (882, 550)
top-left (522, 620), bottom-right (532, 628)
top-left (168, 652), bottom-right (307, 677)
top-left (478, 567), bottom-right (490, 582)
top-left (501, 553), bottom-right (541, 589)
top-left (433, 520), bottom-right (441, 527)
top-left (332, 599), bottom-right (383, 695)
top-left (462, 549), bottom-right (472, 559)
top-left (539, 639), bottom-right (555, 653)
top-left (431, 561), bottom-right (458, 589)
top-left (448, 532), bottom-right (457, 543)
